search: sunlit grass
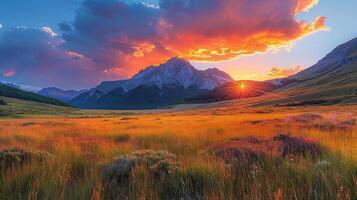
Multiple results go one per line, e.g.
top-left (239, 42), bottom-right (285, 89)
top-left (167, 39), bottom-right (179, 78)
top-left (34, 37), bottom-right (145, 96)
top-left (0, 106), bottom-right (356, 199)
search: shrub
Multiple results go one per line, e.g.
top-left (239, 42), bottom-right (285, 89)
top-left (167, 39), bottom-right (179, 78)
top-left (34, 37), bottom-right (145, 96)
top-left (0, 99), bottom-right (6, 105)
top-left (273, 134), bottom-right (322, 159)
top-left (211, 134), bottom-right (323, 163)
top-left (285, 113), bottom-right (323, 123)
top-left (0, 148), bottom-right (53, 169)
top-left (102, 150), bottom-right (180, 183)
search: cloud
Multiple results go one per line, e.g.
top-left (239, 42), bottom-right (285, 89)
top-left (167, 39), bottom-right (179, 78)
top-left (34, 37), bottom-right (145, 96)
top-left (41, 27), bottom-right (58, 37)
top-left (0, 0), bottom-right (325, 88)
top-left (267, 66), bottom-right (303, 78)
top-left (61, 0), bottom-right (325, 76)
top-left (2, 69), bottom-right (16, 77)
top-left (0, 27), bottom-right (100, 89)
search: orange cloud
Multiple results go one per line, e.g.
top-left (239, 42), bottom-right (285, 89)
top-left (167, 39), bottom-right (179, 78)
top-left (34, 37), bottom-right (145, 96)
top-left (58, 0), bottom-right (327, 81)
top-left (267, 66), bottom-right (303, 78)
top-left (295, 0), bottom-right (319, 13)
top-left (154, 0), bottom-right (326, 62)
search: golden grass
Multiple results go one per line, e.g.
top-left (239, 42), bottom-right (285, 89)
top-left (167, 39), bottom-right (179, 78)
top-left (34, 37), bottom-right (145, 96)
top-left (1, 106), bottom-right (355, 158)
top-left (0, 105), bottom-right (356, 199)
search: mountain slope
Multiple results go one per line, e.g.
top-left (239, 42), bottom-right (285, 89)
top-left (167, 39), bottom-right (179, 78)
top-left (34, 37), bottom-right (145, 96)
top-left (38, 87), bottom-right (87, 102)
top-left (186, 80), bottom-right (282, 103)
top-left (71, 57), bottom-right (233, 109)
top-left (292, 37), bottom-right (357, 81)
top-left (258, 37), bottom-right (357, 106)
top-left (0, 85), bottom-right (69, 107)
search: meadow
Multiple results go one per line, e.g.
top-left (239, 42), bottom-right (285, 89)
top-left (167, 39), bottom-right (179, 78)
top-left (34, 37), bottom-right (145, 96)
top-left (0, 103), bottom-right (356, 199)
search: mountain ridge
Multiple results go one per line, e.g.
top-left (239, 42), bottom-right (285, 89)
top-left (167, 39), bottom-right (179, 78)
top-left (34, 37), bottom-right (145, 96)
top-left (70, 57), bottom-right (233, 109)
top-left (0, 84), bottom-right (69, 107)
top-left (256, 37), bottom-right (357, 106)
top-left (38, 87), bottom-right (88, 102)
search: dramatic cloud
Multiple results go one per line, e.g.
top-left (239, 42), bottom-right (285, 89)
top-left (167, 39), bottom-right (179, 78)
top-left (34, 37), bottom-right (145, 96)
top-left (267, 66), bottom-right (303, 78)
top-left (62, 0), bottom-right (325, 76)
top-left (0, 0), bottom-right (326, 88)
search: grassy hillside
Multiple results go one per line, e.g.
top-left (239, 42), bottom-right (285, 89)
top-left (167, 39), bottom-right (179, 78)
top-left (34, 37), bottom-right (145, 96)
top-left (185, 80), bottom-right (281, 103)
top-left (252, 42), bottom-right (357, 106)
top-left (0, 97), bottom-right (78, 118)
top-left (0, 97), bottom-right (162, 118)
top-left (0, 85), bottom-right (70, 107)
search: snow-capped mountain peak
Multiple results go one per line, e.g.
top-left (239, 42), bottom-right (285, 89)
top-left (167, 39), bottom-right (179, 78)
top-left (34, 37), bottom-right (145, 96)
top-left (71, 57), bottom-right (233, 109)
top-left (103, 57), bottom-right (233, 92)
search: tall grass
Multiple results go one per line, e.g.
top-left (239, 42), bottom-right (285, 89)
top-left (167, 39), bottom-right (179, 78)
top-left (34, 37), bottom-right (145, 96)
top-left (0, 108), bottom-right (356, 199)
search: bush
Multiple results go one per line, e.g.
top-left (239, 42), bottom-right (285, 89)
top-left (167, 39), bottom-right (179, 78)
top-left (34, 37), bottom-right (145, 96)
top-left (103, 150), bottom-right (180, 183)
top-left (0, 99), bottom-right (6, 105)
top-left (211, 134), bottom-right (323, 163)
top-left (273, 134), bottom-right (322, 159)
top-left (0, 148), bottom-right (53, 169)
top-left (285, 113), bottom-right (323, 123)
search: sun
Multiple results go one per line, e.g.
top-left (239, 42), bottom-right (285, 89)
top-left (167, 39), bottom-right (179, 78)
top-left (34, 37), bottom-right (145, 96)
top-left (240, 83), bottom-right (246, 90)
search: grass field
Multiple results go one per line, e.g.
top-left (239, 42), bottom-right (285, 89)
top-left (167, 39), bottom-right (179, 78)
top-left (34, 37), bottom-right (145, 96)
top-left (0, 98), bottom-right (357, 199)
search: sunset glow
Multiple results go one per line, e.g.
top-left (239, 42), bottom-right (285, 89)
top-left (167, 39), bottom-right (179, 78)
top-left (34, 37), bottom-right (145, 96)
top-left (240, 83), bottom-right (246, 90)
top-left (0, 0), bottom-right (344, 89)
top-left (0, 0), bottom-right (356, 89)
top-left (0, 1), bottom-right (356, 199)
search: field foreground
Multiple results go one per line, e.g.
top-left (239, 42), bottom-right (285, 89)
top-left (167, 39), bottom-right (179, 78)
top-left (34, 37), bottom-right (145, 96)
top-left (0, 105), bottom-right (357, 199)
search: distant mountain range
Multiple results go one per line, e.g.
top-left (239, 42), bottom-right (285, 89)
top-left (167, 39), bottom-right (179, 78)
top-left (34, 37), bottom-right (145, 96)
top-left (70, 57), bottom-right (233, 109)
top-left (0, 81), bottom-right (39, 92)
top-left (38, 87), bottom-right (87, 102)
top-left (0, 84), bottom-right (69, 107)
top-left (3, 37), bottom-right (357, 109)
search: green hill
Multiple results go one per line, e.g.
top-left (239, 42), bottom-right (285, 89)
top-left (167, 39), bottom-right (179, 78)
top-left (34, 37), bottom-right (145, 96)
top-left (0, 97), bottom-right (78, 118)
top-left (0, 85), bottom-right (69, 107)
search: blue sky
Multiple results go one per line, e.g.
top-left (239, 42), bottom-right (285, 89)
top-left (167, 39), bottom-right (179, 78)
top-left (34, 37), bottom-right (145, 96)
top-left (0, 0), bottom-right (356, 89)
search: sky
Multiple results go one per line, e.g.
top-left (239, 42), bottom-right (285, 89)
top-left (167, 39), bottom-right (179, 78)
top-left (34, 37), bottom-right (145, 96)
top-left (0, 0), bottom-right (356, 90)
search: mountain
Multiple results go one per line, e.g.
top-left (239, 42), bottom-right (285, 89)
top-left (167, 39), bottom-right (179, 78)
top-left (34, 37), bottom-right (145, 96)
top-left (259, 37), bottom-right (357, 106)
top-left (186, 37), bottom-right (357, 106)
top-left (0, 81), bottom-right (39, 92)
top-left (0, 84), bottom-right (69, 107)
top-left (291, 37), bottom-right (357, 81)
top-left (71, 57), bottom-right (233, 109)
top-left (185, 80), bottom-right (282, 103)
top-left (38, 87), bottom-right (87, 102)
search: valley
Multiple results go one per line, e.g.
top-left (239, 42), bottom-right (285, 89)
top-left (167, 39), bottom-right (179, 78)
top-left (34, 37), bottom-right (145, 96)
top-left (1, 1), bottom-right (357, 199)
top-left (0, 33), bottom-right (356, 200)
